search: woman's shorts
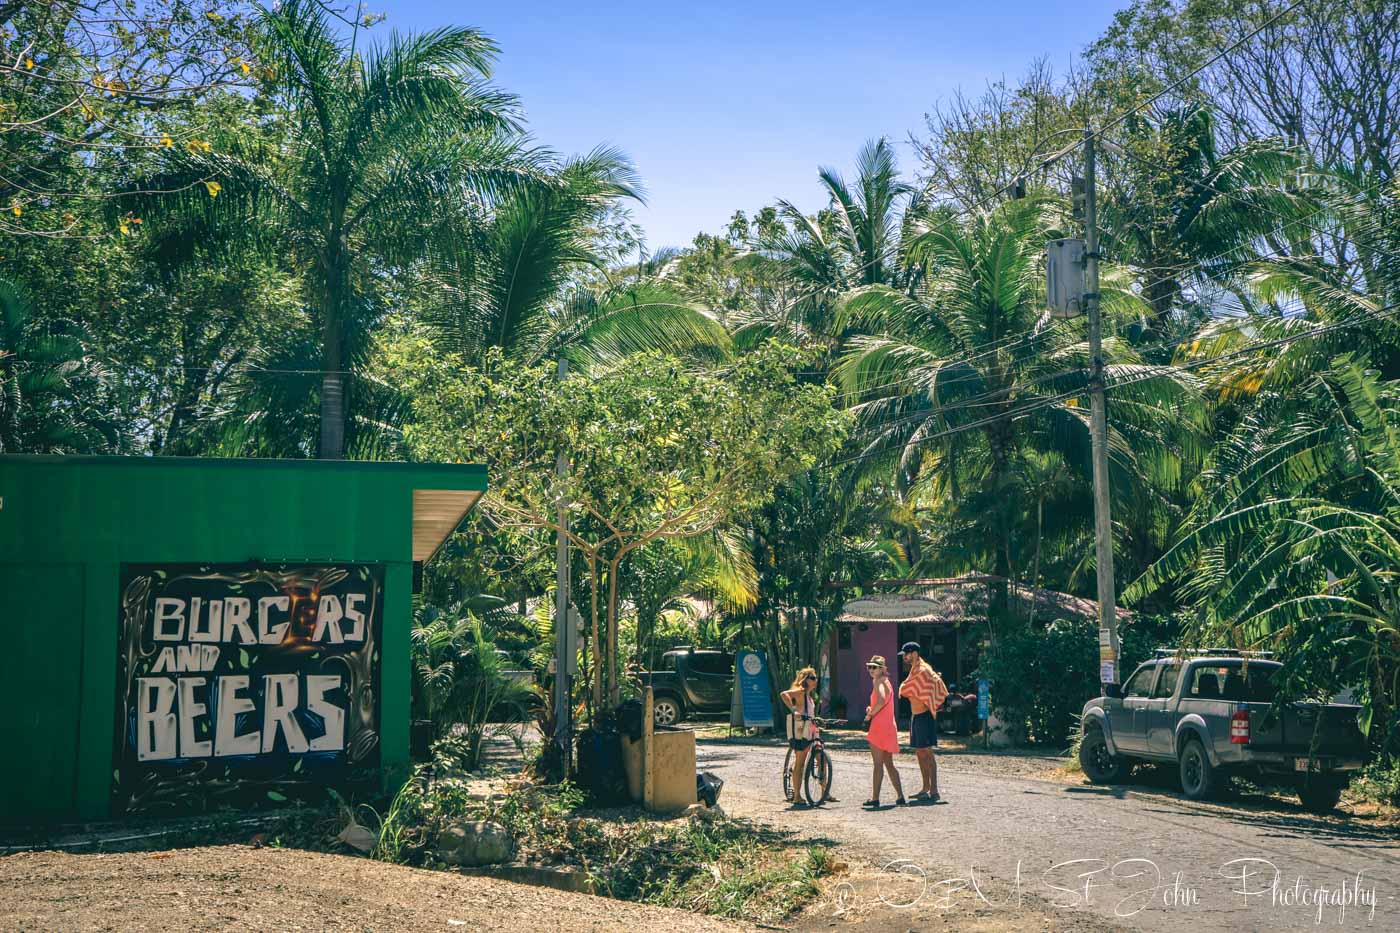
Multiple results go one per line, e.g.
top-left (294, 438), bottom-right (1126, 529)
top-left (910, 710), bottom-right (938, 748)
top-left (789, 738), bottom-right (813, 751)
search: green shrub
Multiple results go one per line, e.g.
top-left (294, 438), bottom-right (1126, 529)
top-left (411, 606), bottom-right (540, 767)
top-left (1350, 759), bottom-right (1400, 807)
top-left (981, 613), bottom-right (1179, 747)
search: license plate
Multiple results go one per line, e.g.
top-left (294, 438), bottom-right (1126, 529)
top-left (1295, 757), bottom-right (1326, 771)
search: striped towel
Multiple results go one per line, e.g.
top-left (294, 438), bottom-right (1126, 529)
top-left (900, 659), bottom-right (949, 711)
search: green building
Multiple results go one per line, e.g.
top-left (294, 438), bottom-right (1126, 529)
top-left (0, 455), bottom-right (486, 825)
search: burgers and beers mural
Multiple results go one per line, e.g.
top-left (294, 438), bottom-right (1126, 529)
top-left (113, 563), bottom-right (383, 815)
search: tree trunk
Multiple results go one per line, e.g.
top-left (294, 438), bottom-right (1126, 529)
top-left (1029, 497), bottom-right (1044, 626)
top-left (986, 422), bottom-right (1013, 620)
top-left (607, 554), bottom-right (622, 707)
top-left (588, 554), bottom-right (601, 710)
top-left (318, 244), bottom-right (348, 460)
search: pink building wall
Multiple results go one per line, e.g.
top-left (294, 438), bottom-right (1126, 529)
top-left (834, 622), bottom-right (899, 720)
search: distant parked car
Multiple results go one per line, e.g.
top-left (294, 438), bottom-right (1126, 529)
top-left (1079, 651), bottom-right (1368, 812)
top-left (637, 647), bottom-right (734, 725)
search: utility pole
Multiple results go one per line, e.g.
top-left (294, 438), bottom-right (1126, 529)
top-left (552, 357), bottom-right (573, 776)
top-left (1083, 128), bottom-right (1120, 686)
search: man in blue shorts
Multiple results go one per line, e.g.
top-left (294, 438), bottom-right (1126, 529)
top-left (898, 642), bottom-right (948, 802)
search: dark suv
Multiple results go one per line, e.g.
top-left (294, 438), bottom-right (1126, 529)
top-left (637, 647), bottom-right (734, 725)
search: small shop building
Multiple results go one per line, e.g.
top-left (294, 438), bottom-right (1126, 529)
top-left (0, 455), bottom-right (485, 825)
top-left (828, 575), bottom-right (1112, 722)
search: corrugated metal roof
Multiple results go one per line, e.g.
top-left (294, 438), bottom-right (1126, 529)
top-left (837, 574), bottom-right (1120, 624)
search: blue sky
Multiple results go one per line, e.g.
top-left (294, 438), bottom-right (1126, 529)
top-left (384, 1), bottom-right (1127, 249)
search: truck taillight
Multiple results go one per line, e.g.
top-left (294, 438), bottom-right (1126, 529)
top-left (1230, 709), bottom-right (1250, 744)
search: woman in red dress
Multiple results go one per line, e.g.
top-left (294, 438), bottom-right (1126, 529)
top-left (862, 655), bottom-right (906, 808)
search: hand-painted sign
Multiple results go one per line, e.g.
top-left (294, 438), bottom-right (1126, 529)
top-left (735, 650), bottom-right (773, 727)
top-left (977, 678), bottom-right (990, 720)
top-left (840, 594), bottom-right (944, 621)
top-left (113, 563), bottom-right (383, 815)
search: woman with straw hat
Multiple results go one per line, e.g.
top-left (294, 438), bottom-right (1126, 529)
top-left (862, 655), bottom-right (906, 808)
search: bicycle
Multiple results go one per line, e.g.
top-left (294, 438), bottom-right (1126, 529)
top-left (783, 715), bottom-right (836, 806)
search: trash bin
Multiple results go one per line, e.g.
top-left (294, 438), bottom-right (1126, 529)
top-left (576, 716), bottom-right (629, 806)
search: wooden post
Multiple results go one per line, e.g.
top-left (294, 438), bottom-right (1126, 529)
top-left (642, 685), bottom-right (654, 811)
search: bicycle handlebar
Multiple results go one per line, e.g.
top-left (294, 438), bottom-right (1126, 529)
top-left (798, 714), bottom-right (839, 727)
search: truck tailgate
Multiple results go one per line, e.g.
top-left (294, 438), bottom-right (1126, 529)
top-left (1246, 702), bottom-right (1367, 756)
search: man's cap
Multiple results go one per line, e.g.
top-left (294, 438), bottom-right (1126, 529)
top-left (901, 642), bottom-right (921, 654)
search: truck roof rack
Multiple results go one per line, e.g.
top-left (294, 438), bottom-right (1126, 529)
top-left (1152, 647), bottom-right (1275, 658)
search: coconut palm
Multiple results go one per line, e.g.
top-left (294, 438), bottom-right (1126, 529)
top-left (836, 196), bottom-right (1204, 615)
top-left (731, 138), bottom-right (917, 354)
top-left (1101, 104), bottom-right (1306, 333)
top-left (124, 0), bottom-right (540, 458)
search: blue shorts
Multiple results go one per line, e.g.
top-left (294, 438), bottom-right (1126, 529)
top-left (910, 711), bottom-right (938, 748)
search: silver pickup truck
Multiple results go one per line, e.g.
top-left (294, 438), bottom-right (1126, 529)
top-left (1079, 652), bottom-right (1368, 812)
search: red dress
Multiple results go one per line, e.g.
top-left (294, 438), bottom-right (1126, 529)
top-left (866, 676), bottom-right (899, 754)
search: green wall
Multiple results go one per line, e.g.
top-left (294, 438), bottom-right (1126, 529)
top-left (0, 455), bottom-right (485, 825)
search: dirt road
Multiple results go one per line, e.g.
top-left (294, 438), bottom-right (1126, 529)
top-left (0, 845), bottom-right (750, 932)
top-left (699, 739), bottom-right (1399, 933)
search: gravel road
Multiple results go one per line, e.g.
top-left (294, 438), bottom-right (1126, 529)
top-left (698, 739), bottom-right (1400, 933)
top-left (0, 846), bottom-right (751, 932)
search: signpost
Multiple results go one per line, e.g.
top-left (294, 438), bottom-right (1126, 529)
top-left (734, 650), bottom-right (774, 728)
top-left (977, 678), bottom-right (990, 749)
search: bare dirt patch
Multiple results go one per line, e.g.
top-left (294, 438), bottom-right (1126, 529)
top-left (0, 845), bottom-right (750, 932)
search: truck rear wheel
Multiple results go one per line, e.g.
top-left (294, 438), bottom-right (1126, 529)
top-left (1179, 737), bottom-right (1219, 801)
top-left (1079, 724), bottom-right (1127, 783)
top-left (1298, 778), bottom-right (1344, 813)
top-left (652, 695), bottom-right (683, 726)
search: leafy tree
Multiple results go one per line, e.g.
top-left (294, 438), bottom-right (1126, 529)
top-left (0, 1), bottom-right (249, 235)
top-left (124, 0), bottom-right (537, 458)
top-left (391, 340), bottom-right (848, 706)
top-left (0, 279), bottom-right (118, 452)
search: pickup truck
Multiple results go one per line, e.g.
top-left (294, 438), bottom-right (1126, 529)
top-left (1079, 653), bottom-right (1368, 812)
top-left (636, 647), bottom-right (734, 725)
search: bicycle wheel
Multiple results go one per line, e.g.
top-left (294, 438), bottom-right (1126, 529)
top-left (803, 747), bottom-right (833, 805)
top-left (783, 745), bottom-right (796, 802)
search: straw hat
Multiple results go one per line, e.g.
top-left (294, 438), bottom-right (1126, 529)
top-left (865, 655), bottom-right (887, 671)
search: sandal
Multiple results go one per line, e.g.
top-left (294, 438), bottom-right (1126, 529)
top-left (861, 798), bottom-right (880, 808)
top-left (911, 790), bottom-right (931, 800)
top-left (895, 796), bottom-right (908, 806)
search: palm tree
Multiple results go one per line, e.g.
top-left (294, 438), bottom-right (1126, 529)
top-left (126, 0), bottom-right (539, 458)
top-left (1101, 104), bottom-right (1305, 334)
top-left (732, 138), bottom-right (916, 355)
top-left (400, 145), bottom-right (730, 373)
top-left (0, 279), bottom-right (119, 453)
top-left (836, 196), bottom-right (1203, 615)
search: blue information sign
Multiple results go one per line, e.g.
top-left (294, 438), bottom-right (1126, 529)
top-left (735, 650), bottom-right (774, 727)
top-left (977, 679), bottom-right (990, 720)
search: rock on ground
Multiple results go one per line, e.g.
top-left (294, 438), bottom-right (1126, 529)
top-left (437, 820), bottom-right (515, 866)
